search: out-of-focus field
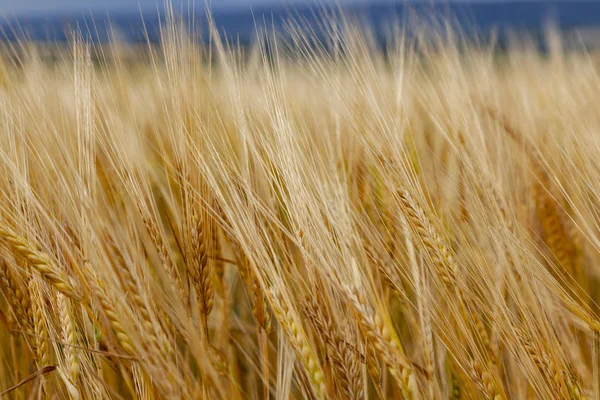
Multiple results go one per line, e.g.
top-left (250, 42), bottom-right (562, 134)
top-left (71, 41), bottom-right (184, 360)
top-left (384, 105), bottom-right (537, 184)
top-left (1, 17), bottom-right (600, 400)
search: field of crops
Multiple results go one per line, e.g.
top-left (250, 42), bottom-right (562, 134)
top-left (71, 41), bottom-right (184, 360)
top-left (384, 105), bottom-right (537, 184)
top-left (0, 15), bottom-right (599, 399)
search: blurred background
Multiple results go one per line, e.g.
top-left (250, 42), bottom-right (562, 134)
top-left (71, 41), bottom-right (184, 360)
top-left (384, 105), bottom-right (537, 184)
top-left (1, 1), bottom-right (600, 49)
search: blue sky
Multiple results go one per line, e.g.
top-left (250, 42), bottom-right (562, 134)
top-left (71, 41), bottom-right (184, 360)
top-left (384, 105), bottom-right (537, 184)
top-left (2, 0), bottom-right (406, 15)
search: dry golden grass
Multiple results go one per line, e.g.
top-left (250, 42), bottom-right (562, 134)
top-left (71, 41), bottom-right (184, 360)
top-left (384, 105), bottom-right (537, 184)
top-left (1, 10), bottom-right (600, 399)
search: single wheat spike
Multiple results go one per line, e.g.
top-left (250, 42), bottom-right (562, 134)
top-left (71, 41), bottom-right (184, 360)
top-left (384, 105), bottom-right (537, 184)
top-left (0, 227), bottom-right (80, 300)
top-left (269, 289), bottom-right (326, 399)
top-left (119, 257), bottom-right (172, 358)
top-left (29, 277), bottom-right (50, 368)
top-left (138, 207), bottom-right (187, 305)
top-left (87, 266), bottom-right (135, 356)
top-left (515, 324), bottom-right (577, 399)
top-left (228, 235), bottom-right (271, 333)
top-left (345, 286), bottom-right (419, 400)
top-left (109, 237), bottom-right (177, 352)
top-left (397, 189), bottom-right (458, 288)
top-left (515, 325), bottom-right (577, 400)
top-left (189, 206), bottom-right (213, 335)
top-left (398, 189), bottom-right (495, 358)
top-left (228, 231), bottom-right (271, 398)
top-left (0, 267), bottom-right (17, 332)
top-left (242, 257), bottom-right (271, 333)
top-left (364, 342), bottom-right (386, 399)
top-left (470, 359), bottom-right (505, 400)
top-left (0, 260), bottom-right (35, 338)
top-left (302, 295), bottom-right (362, 400)
top-left (29, 276), bottom-right (50, 398)
top-left (57, 292), bottom-right (80, 393)
top-left (402, 215), bottom-right (435, 396)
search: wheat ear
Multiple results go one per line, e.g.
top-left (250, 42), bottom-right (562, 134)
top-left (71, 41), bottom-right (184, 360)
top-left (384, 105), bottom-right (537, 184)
top-left (189, 206), bottom-right (213, 336)
top-left (57, 292), bottom-right (80, 396)
top-left (269, 289), bottom-right (327, 399)
top-left (344, 286), bottom-right (420, 399)
top-left (302, 295), bottom-right (362, 400)
top-left (0, 228), bottom-right (80, 300)
top-left (28, 276), bottom-right (50, 397)
top-left (0, 261), bottom-right (36, 343)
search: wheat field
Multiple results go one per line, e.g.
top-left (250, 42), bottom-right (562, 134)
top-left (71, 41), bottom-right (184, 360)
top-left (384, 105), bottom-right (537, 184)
top-left (0, 11), bottom-right (599, 399)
